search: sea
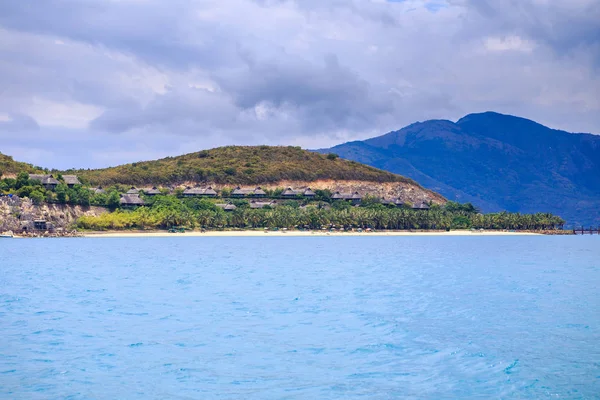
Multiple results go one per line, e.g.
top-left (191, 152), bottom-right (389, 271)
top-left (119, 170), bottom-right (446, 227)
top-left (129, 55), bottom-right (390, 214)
top-left (1, 236), bottom-right (599, 399)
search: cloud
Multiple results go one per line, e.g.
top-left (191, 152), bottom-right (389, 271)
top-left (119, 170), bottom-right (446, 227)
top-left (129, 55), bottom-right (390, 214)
top-left (455, 0), bottom-right (600, 59)
top-left (0, 114), bottom-right (39, 132)
top-left (0, 0), bottom-right (598, 168)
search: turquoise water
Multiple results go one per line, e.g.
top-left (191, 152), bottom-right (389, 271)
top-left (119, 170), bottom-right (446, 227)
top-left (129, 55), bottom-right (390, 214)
top-left (1, 236), bottom-right (599, 399)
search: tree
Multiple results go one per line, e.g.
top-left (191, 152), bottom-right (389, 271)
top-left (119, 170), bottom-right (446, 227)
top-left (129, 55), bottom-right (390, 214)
top-left (361, 194), bottom-right (381, 208)
top-left (326, 153), bottom-right (339, 160)
top-left (332, 200), bottom-right (351, 210)
top-left (184, 198), bottom-right (217, 211)
top-left (15, 172), bottom-right (30, 189)
top-left (78, 188), bottom-right (91, 206)
top-left (106, 191), bottom-right (121, 210)
top-left (29, 190), bottom-right (45, 205)
top-left (282, 200), bottom-right (300, 208)
top-left (314, 189), bottom-right (332, 202)
top-left (224, 167), bottom-right (236, 176)
top-left (55, 184), bottom-right (69, 203)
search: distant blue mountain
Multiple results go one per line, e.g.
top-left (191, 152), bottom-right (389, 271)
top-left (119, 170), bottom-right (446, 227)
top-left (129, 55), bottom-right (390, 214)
top-left (318, 112), bottom-right (600, 226)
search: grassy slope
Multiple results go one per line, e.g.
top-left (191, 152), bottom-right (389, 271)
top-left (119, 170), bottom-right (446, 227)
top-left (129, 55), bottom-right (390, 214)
top-left (66, 146), bottom-right (421, 187)
top-left (0, 152), bottom-right (42, 175)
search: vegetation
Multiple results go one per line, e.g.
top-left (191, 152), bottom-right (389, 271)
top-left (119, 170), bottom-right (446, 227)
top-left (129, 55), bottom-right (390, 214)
top-left (0, 152), bottom-right (43, 176)
top-left (65, 146), bottom-right (417, 186)
top-left (76, 195), bottom-right (565, 231)
top-left (0, 172), bottom-right (110, 207)
top-left (1, 171), bottom-right (564, 231)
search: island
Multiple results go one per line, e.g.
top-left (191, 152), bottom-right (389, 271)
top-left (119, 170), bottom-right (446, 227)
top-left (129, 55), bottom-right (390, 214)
top-left (0, 146), bottom-right (567, 237)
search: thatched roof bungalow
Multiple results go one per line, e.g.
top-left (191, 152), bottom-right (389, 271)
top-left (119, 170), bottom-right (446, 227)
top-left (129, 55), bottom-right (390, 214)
top-left (216, 202), bottom-right (237, 211)
top-left (29, 174), bottom-right (60, 189)
top-left (381, 198), bottom-right (405, 206)
top-left (91, 187), bottom-right (106, 194)
top-left (250, 201), bottom-right (276, 209)
top-left (203, 187), bottom-right (218, 197)
top-left (281, 188), bottom-right (297, 198)
top-left (126, 187), bottom-right (139, 195)
top-left (412, 202), bottom-right (431, 210)
top-left (231, 186), bottom-right (248, 197)
top-left (63, 175), bottom-right (81, 187)
top-left (120, 194), bottom-right (144, 206)
top-left (183, 187), bottom-right (205, 197)
top-left (331, 191), bottom-right (345, 200)
top-left (331, 191), bottom-right (363, 204)
top-left (230, 187), bottom-right (266, 197)
top-left (350, 192), bottom-right (363, 204)
top-left (303, 188), bottom-right (316, 198)
top-left (144, 186), bottom-right (161, 196)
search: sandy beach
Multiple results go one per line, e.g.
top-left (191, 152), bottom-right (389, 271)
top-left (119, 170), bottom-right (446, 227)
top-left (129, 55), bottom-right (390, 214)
top-left (82, 229), bottom-right (542, 238)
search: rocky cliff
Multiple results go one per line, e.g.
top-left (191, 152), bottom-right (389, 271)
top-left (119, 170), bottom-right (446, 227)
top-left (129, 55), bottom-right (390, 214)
top-left (0, 195), bottom-right (107, 236)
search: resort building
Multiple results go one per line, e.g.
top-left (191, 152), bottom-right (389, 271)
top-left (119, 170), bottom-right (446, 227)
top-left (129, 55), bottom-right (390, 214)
top-left (63, 175), bottom-right (81, 187)
top-left (183, 187), bottom-right (205, 197)
top-left (331, 191), bottom-right (363, 204)
top-left (230, 187), bottom-right (247, 197)
top-left (182, 187), bottom-right (218, 197)
top-left (216, 202), bottom-right (237, 211)
top-left (281, 188), bottom-right (297, 198)
top-left (412, 202), bottom-right (431, 210)
top-left (28, 174), bottom-right (60, 190)
top-left (381, 198), bottom-right (407, 207)
top-left (120, 194), bottom-right (144, 206)
top-left (203, 187), bottom-right (218, 197)
top-left (281, 187), bottom-right (317, 199)
top-left (144, 187), bottom-right (161, 196)
top-left (249, 200), bottom-right (277, 209)
top-left (126, 187), bottom-right (139, 195)
top-left (231, 187), bottom-right (266, 197)
top-left (303, 188), bottom-right (317, 198)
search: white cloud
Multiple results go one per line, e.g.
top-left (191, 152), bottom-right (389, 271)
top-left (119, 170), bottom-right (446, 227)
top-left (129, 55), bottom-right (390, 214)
top-left (485, 36), bottom-right (535, 52)
top-left (29, 97), bottom-right (104, 129)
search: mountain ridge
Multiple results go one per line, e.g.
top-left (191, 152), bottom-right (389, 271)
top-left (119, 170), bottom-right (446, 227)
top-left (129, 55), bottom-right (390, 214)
top-left (319, 112), bottom-right (600, 226)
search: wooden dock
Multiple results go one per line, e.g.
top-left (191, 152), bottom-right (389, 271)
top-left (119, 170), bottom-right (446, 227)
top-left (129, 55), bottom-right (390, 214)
top-left (573, 227), bottom-right (600, 235)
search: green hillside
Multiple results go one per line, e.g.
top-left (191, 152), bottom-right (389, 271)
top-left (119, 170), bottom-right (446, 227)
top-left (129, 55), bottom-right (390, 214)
top-left (66, 146), bottom-right (419, 186)
top-left (0, 152), bottom-right (42, 176)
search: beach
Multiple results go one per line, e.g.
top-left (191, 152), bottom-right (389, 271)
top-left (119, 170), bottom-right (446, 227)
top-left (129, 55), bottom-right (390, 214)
top-left (82, 229), bottom-right (543, 238)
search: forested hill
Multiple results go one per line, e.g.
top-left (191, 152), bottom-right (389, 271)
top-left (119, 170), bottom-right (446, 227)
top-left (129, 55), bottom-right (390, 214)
top-left (0, 152), bottom-right (42, 175)
top-left (319, 112), bottom-right (600, 226)
top-left (67, 146), bottom-right (420, 187)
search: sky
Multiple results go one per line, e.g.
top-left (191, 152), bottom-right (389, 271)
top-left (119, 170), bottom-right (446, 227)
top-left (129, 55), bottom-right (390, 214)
top-left (0, 0), bottom-right (599, 169)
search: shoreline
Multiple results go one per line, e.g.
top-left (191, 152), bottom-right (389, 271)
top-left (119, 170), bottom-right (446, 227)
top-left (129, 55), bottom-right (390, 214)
top-left (78, 229), bottom-right (548, 238)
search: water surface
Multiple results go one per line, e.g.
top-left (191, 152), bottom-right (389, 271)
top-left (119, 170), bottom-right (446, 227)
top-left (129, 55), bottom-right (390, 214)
top-left (1, 236), bottom-right (599, 399)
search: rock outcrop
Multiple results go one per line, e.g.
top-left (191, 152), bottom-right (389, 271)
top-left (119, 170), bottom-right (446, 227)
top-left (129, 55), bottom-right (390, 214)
top-left (0, 195), bottom-right (107, 236)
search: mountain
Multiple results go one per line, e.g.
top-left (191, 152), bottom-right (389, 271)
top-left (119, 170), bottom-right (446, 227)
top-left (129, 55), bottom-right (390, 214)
top-left (319, 112), bottom-right (600, 226)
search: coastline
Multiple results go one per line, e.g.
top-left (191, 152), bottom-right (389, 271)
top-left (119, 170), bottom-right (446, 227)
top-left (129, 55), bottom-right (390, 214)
top-left (80, 229), bottom-right (545, 238)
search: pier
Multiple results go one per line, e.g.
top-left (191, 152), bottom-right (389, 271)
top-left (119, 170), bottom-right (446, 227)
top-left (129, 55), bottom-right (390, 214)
top-left (573, 227), bottom-right (600, 235)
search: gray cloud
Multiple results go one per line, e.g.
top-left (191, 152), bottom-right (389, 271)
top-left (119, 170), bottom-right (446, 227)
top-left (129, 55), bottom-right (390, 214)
top-left (0, 114), bottom-right (39, 132)
top-left (456, 0), bottom-right (600, 60)
top-left (0, 0), bottom-right (598, 169)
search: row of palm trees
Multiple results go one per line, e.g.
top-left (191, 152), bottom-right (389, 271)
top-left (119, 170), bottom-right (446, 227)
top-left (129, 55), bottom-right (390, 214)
top-left (77, 205), bottom-right (565, 231)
